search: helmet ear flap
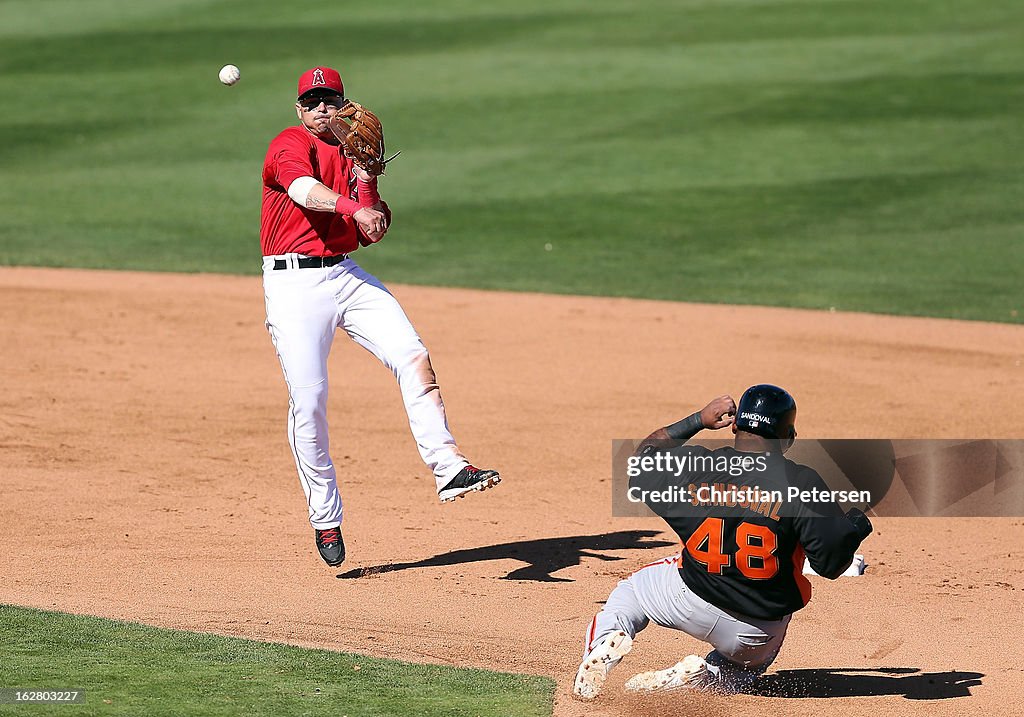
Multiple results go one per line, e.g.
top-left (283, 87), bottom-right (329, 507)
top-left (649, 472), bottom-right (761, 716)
top-left (783, 426), bottom-right (796, 453)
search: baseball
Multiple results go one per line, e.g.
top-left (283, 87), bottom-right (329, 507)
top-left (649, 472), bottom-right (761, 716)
top-left (218, 64), bottom-right (240, 86)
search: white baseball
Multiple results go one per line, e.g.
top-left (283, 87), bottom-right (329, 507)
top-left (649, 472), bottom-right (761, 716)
top-left (218, 64), bottom-right (240, 86)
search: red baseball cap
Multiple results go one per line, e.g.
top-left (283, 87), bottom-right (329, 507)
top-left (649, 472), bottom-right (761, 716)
top-left (297, 67), bottom-right (344, 99)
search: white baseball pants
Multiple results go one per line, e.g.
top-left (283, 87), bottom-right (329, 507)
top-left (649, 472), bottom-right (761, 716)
top-left (583, 554), bottom-right (791, 693)
top-left (263, 256), bottom-right (468, 529)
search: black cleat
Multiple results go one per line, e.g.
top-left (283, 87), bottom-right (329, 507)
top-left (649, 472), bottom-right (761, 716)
top-left (438, 465), bottom-right (501, 503)
top-left (315, 526), bottom-right (346, 566)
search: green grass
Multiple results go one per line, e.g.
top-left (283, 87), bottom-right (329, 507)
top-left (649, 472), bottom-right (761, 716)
top-left (0, 605), bottom-right (554, 717)
top-left (0, 0), bottom-right (1021, 322)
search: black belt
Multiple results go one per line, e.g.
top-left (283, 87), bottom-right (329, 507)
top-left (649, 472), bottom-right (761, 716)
top-left (272, 254), bottom-right (348, 270)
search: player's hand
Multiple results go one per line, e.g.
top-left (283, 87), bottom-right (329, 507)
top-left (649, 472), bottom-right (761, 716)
top-left (354, 206), bottom-right (387, 243)
top-left (845, 507), bottom-right (873, 540)
top-left (352, 165), bottom-right (375, 182)
top-left (700, 395), bottom-right (736, 430)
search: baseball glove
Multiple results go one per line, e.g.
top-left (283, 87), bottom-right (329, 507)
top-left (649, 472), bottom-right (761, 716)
top-left (329, 100), bottom-right (399, 176)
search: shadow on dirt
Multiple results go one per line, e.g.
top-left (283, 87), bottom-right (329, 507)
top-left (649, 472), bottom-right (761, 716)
top-left (750, 667), bottom-right (984, 700)
top-left (336, 530), bottom-right (675, 582)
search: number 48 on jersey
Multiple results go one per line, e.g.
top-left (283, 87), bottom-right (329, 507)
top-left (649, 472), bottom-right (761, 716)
top-left (685, 517), bottom-right (780, 580)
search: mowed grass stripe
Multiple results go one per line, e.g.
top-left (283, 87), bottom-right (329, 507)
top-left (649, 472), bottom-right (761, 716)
top-left (0, 605), bottom-right (555, 717)
top-left (0, 0), bottom-right (1020, 322)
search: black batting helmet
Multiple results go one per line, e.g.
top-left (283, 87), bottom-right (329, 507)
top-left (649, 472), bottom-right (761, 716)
top-left (735, 384), bottom-right (797, 446)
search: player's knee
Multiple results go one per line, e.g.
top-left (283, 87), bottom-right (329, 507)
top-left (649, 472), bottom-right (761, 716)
top-left (400, 348), bottom-right (438, 389)
top-left (404, 344), bottom-right (430, 366)
top-left (290, 381), bottom-right (328, 422)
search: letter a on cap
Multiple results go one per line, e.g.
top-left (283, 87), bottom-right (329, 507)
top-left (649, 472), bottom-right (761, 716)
top-left (297, 66), bottom-right (344, 98)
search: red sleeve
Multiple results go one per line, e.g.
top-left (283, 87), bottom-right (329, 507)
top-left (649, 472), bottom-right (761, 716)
top-left (357, 177), bottom-right (381, 206)
top-left (264, 129), bottom-right (315, 191)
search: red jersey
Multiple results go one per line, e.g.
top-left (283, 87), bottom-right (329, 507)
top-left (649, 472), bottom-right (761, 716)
top-left (260, 126), bottom-right (360, 257)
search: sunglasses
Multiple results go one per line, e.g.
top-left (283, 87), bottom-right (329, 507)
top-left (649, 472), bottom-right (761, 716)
top-left (298, 94), bottom-right (346, 111)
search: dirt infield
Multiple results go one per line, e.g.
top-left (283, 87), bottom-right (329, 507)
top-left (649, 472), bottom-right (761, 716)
top-left (1, 266), bottom-right (1022, 716)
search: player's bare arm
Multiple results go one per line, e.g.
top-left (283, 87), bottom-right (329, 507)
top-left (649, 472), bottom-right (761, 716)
top-left (636, 395), bottom-right (737, 454)
top-left (296, 181), bottom-right (387, 241)
top-left (304, 184), bottom-right (339, 212)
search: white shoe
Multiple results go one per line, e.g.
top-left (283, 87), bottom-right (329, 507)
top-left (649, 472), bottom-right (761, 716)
top-left (624, 654), bottom-right (715, 693)
top-left (572, 631), bottom-right (633, 700)
top-left (437, 465), bottom-right (501, 502)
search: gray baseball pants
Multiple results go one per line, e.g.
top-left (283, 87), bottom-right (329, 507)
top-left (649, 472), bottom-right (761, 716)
top-left (582, 553), bottom-right (791, 693)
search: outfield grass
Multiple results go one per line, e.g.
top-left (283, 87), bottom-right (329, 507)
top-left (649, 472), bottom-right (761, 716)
top-left (0, 0), bottom-right (1020, 322)
top-left (0, 605), bottom-right (554, 716)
